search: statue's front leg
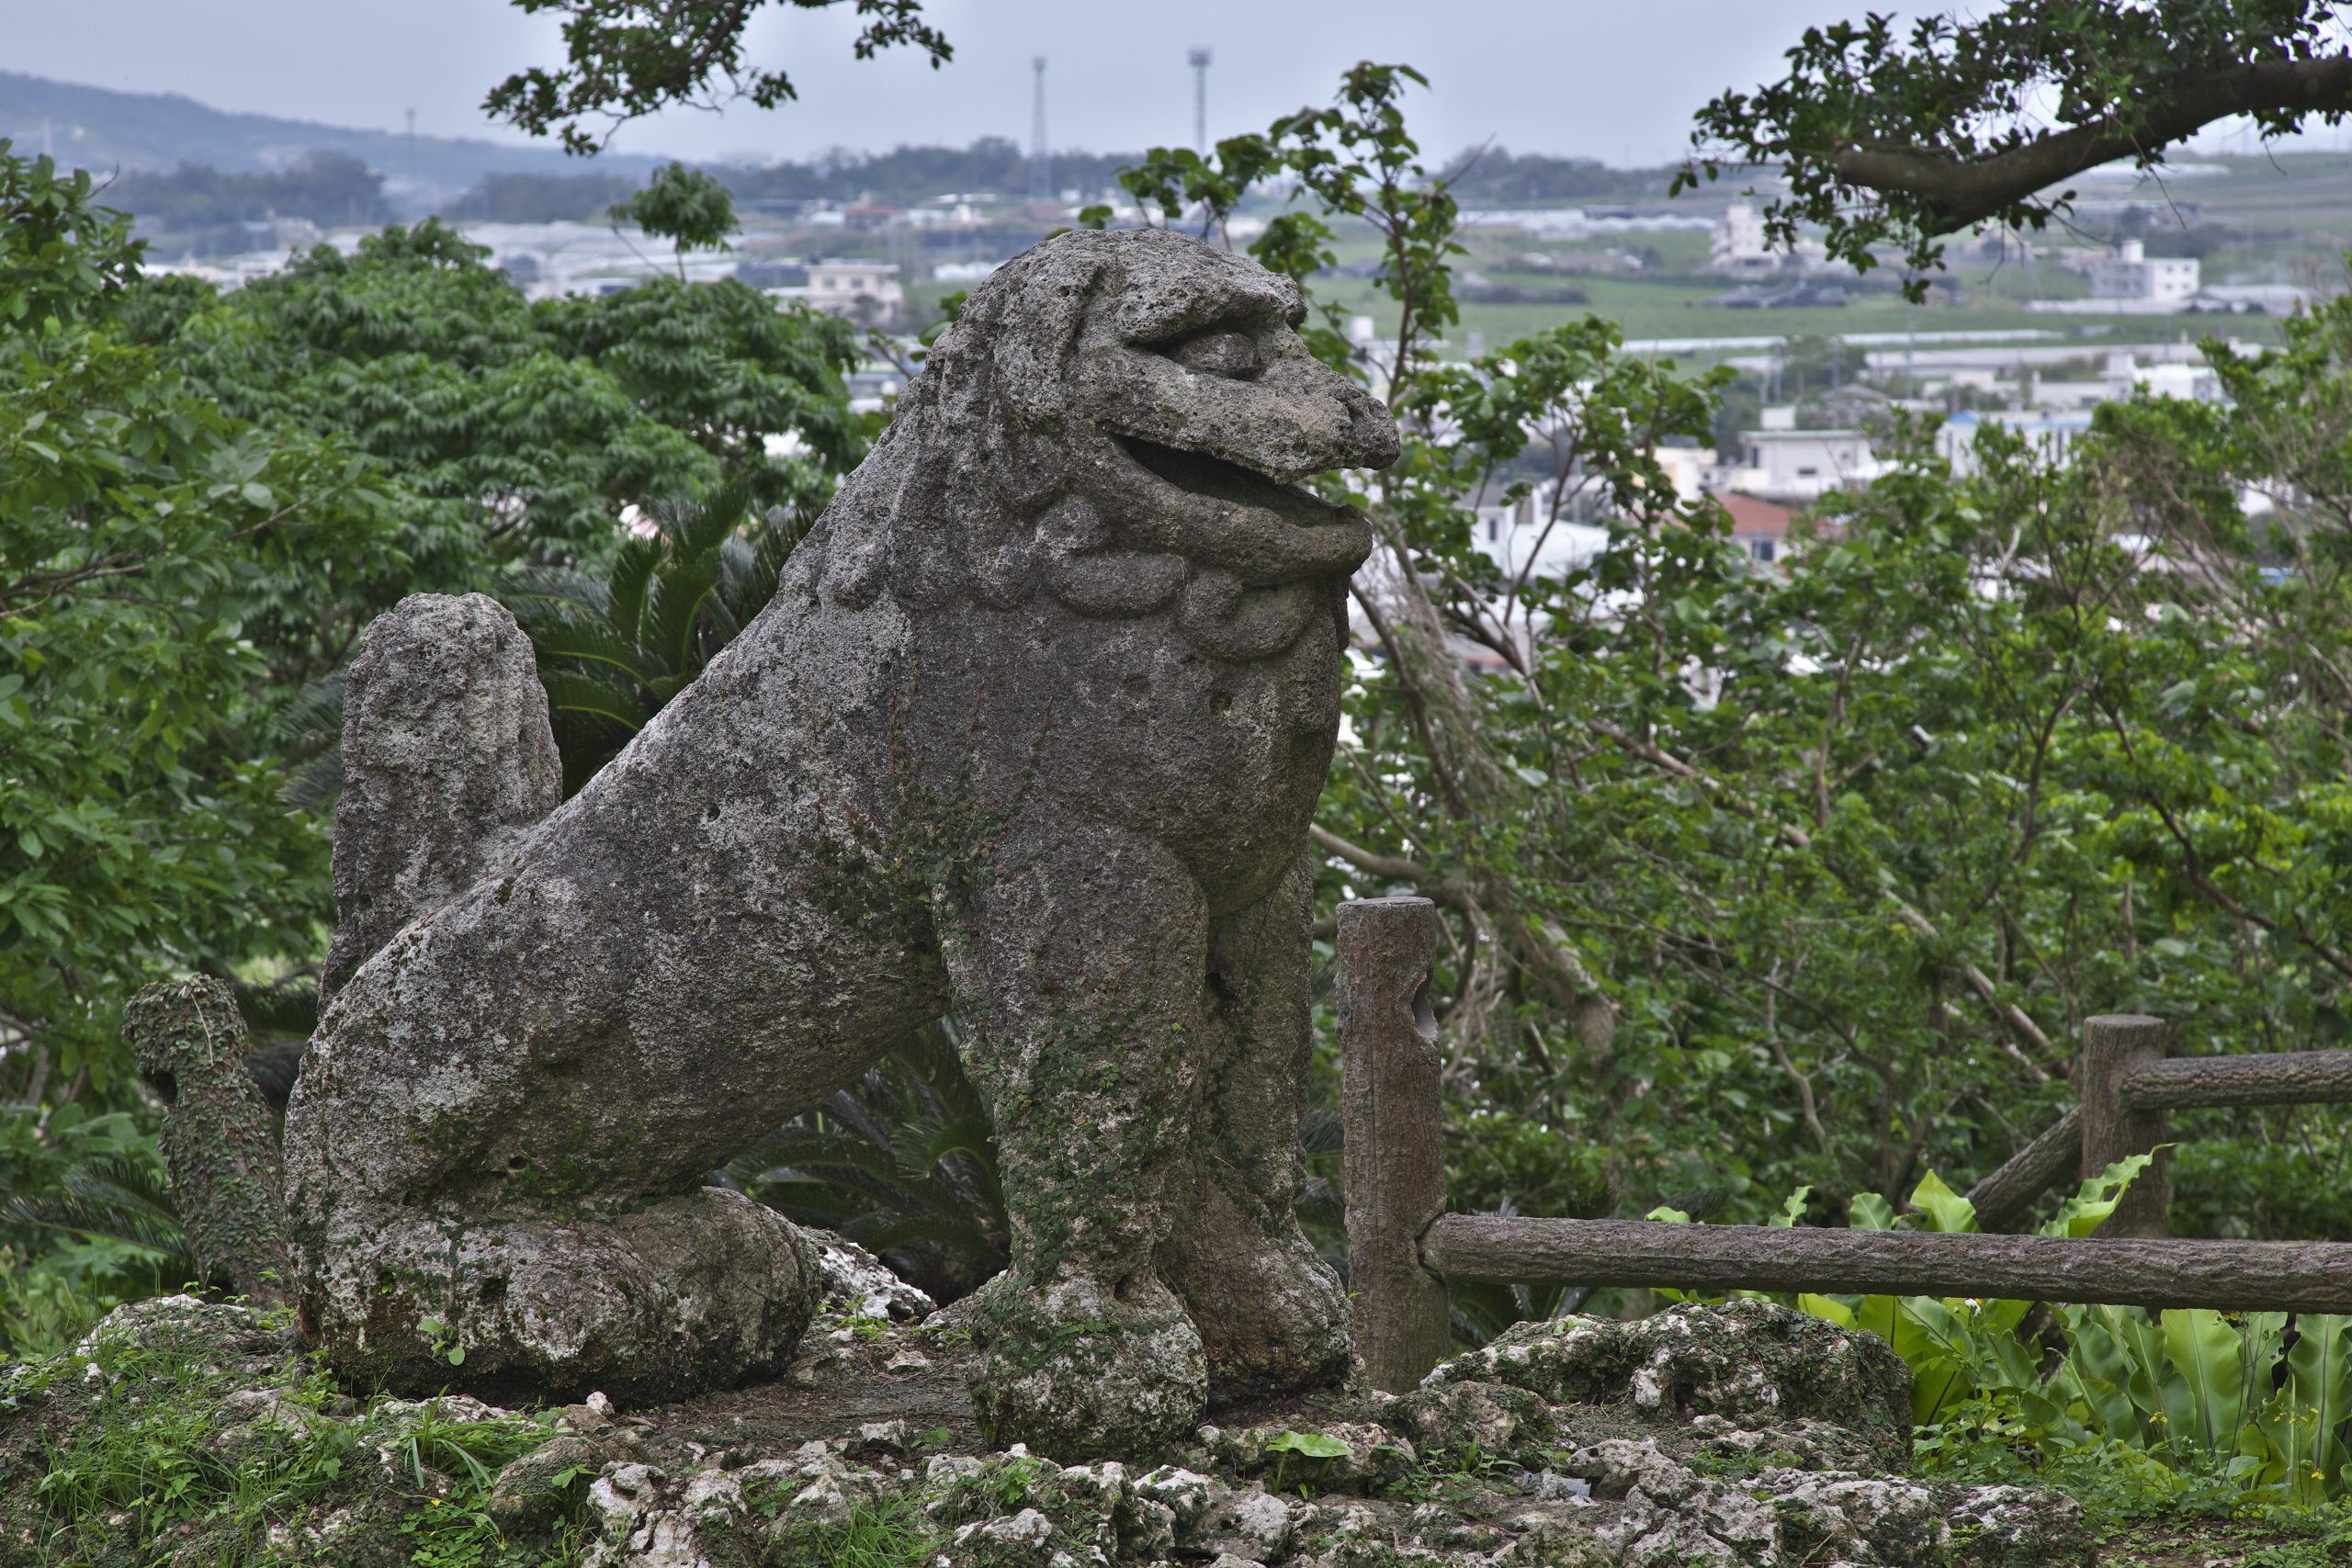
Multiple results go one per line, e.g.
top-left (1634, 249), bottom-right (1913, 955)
top-left (944, 817), bottom-right (1213, 1460)
top-left (1159, 849), bottom-right (1352, 1404)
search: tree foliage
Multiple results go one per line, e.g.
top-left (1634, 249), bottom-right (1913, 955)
top-left (1681, 3), bottom-right (2352, 294)
top-left (486, 0), bottom-right (952, 154)
top-left (104, 152), bottom-right (392, 255)
top-left (1099, 62), bottom-right (2352, 1248)
top-left (609, 162), bottom-right (741, 278)
top-left (1, 151), bottom-right (391, 1098)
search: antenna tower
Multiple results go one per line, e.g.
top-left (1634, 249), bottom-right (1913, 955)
top-left (1029, 57), bottom-right (1050, 202)
top-left (1188, 49), bottom-right (1212, 153)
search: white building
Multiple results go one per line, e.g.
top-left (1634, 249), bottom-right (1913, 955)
top-left (2091, 240), bottom-right (2199, 305)
top-left (1936, 409), bottom-right (2097, 478)
top-left (1706, 408), bottom-right (1876, 502)
top-left (1711, 203), bottom-right (1775, 273)
top-left (770, 260), bottom-right (904, 321)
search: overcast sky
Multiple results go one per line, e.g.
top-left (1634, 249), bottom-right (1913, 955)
top-left (7, 0), bottom-right (1949, 169)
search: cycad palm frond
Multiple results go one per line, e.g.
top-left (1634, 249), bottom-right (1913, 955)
top-left (718, 1021), bottom-right (1010, 1304)
top-left (501, 483), bottom-right (798, 797)
top-left (6, 1154), bottom-right (203, 1288)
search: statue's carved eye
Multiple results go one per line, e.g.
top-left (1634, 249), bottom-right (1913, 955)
top-left (1164, 329), bottom-right (1262, 380)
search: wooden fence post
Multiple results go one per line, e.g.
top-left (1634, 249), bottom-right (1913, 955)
top-left (2080, 1013), bottom-right (2171, 1238)
top-left (1339, 896), bottom-right (1451, 1393)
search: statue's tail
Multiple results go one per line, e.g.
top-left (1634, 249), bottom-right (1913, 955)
top-left (319, 592), bottom-right (564, 1007)
top-left (127, 976), bottom-right (294, 1306)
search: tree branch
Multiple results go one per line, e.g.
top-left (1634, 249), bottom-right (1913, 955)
top-left (1835, 55), bottom-right (2352, 235)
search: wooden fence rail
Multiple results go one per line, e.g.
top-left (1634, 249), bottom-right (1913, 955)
top-left (1339, 896), bottom-right (2352, 1392)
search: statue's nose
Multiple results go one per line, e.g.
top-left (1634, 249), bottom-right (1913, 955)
top-left (1334, 380), bottom-right (1401, 471)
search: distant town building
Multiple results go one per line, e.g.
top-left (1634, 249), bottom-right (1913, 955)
top-left (769, 260), bottom-right (904, 323)
top-left (1715, 491), bottom-right (1803, 565)
top-left (1711, 203), bottom-right (1775, 273)
top-left (2090, 240), bottom-right (2199, 306)
top-left (1709, 202), bottom-right (1826, 275)
top-left (1706, 408), bottom-right (1876, 502)
top-left (1935, 409), bottom-right (2097, 478)
top-left (2188, 284), bottom-right (2312, 316)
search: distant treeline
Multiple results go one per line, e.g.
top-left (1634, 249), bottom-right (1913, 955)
top-left (98, 139), bottom-right (1684, 255)
top-left (444, 170), bottom-right (639, 224)
top-left (715, 137), bottom-right (1138, 207)
top-left (107, 151), bottom-right (391, 254)
top-left (710, 139), bottom-right (1676, 209)
top-left (1442, 148), bottom-right (1675, 204)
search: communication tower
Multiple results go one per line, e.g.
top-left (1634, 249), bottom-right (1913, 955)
top-left (1188, 49), bottom-right (1212, 153)
top-left (1029, 57), bottom-right (1051, 202)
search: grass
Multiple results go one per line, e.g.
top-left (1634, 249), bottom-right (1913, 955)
top-left (12, 1303), bottom-right (588, 1567)
top-left (772, 1495), bottom-right (934, 1568)
top-left (1917, 1422), bottom-right (2352, 1567)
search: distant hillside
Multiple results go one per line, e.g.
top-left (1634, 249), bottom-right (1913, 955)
top-left (0, 71), bottom-right (662, 210)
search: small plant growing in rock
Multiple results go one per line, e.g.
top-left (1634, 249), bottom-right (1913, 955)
top-left (415, 1314), bottom-right (468, 1367)
top-left (1264, 1428), bottom-right (1351, 1495)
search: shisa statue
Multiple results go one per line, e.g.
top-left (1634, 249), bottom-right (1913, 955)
top-left (280, 226), bottom-right (1398, 1458)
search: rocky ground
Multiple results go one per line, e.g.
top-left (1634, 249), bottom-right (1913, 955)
top-left (0, 1238), bottom-right (2094, 1567)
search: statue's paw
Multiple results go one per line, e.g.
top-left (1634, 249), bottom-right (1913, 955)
top-left (969, 1269), bottom-right (1205, 1461)
top-left (1175, 1231), bottom-right (1354, 1405)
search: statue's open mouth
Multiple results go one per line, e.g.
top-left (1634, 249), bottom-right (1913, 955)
top-left (1114, 434), bottom-right (1350, 525)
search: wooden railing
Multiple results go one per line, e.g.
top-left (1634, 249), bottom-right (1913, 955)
top-left (1337, 896), bottom-right (2352, 1392)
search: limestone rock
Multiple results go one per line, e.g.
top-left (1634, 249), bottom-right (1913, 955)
top-left (813, 1233), bottom-right (938, 1323)
top-left (318, 591), bottom-right (562, 1005)
top-left (1421, 1301), bottom-right (1914, 1471)
top-left (3, 1298), bottom-right (2093, 1568)
top-left (284, 226), bottom-right (1396, 1444)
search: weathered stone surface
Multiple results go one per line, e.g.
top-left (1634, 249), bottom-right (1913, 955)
top-left (1418, 1301), bottom-right (1916, 1471)
top-left (4, 1298), bottom-right (2094, 1568)
top-left (812, 1233), bottom-right (938, 1324)
top-left (124, 976), bottom-right (292, 1303)
top-left (318, 591), bottom-right (563, 1006)
top-left (283, 227), bottom-right (1396, 1442)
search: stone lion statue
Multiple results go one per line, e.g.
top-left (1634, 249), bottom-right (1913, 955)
top-left (281, 226), bottom-right (1398, 1458)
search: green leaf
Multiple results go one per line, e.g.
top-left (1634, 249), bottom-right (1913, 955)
top-left (1796, 1292), bottom-right (1854, 1329)
top-left (1848, 1193), bottom-right (1897, 1232)
top-left (1906, 1170), bottom-right (1977, 1234)
top-left (1264, 1430), bottom-right (1351, 1460)
top-left (2160, 1308), bottom-right (2246, 1457)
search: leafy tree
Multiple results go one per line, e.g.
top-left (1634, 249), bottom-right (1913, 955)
top-left (1682, 3), bottom-right (2352, 294)
top-left (487, 0), bottom-right (952, 154)
top-left (123, 218), bottom-right (863, 656)
top-left (1, 148), bottom-right (392, 1102)
top-left (609, 162), bottom-right (741, 279)
top-left (1093, 62), bottom-right (2352, 1254)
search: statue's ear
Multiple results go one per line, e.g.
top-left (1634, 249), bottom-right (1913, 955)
top-left (817, 432), bottom-right (908, 610)
top-left (975, 236), bottom-right (1105, 433)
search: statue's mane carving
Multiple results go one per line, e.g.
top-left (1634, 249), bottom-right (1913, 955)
top-left (814, 228), bottom-right (1392, 659)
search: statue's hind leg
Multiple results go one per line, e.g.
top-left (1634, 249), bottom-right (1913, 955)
top-left (300, 1189), bottom-right (816, 1405)
top-left (286, 591), bottom-right (932, 1404)
top-left (1158, 849), bottom-right (1352, 1404)
top-left (945, 817), bottom-right (1214, 1459)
